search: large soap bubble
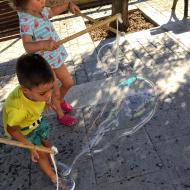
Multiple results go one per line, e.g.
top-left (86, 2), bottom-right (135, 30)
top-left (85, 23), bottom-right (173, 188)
top-left (62, 75), bottom-right (157, 176)
top-left (97, 40), bottom-right (122, 74)
top-left (59, 17), bottom-right (157, 178)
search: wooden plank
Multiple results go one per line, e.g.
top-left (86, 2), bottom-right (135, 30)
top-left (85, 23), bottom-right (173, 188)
top-left (0, 33), bottom-right (20, 42)
top-left (79, 0), bottom-right (111, 9)
top-left (0, 10), bottom-right (17, 17)
top-left (0, 14), bottom-right (18, 22)
top-left (0, 0), bottom-right (19, 41)
top-left (0, 1), bottom-right (9, 6)
top-left (0, 19), bottom-right (18, 25)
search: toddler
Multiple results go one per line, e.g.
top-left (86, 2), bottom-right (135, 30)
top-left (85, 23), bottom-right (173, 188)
top-left (12, 0), bottom-right (80, 126)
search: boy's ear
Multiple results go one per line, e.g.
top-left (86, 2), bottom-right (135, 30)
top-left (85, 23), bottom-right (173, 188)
top-left (21, 86), bottom-right (31, 94)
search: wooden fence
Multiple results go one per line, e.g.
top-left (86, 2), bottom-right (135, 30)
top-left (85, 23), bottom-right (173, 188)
top-left (0, 0), bottom-right (19, 42)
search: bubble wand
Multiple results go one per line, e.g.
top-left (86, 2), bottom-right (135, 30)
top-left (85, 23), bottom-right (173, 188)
top-left (58, 13), bottom-right (122, 45)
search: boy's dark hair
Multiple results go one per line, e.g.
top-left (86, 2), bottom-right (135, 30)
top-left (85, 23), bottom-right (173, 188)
top-left (16, 54), bottom-right (54, 89)
top-left (9, 0), bottom-right (29, 11)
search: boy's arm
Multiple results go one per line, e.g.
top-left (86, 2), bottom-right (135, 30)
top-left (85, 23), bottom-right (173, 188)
top-left (7, 126), bottom-right (39, 162)
top-left (7, 125), bottom-right (33, 146)
top-left (49, 1), bottom-right (80, 18)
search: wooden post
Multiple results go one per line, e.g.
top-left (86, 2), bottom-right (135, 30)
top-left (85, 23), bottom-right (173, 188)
top-left (112, 0), bottom-right (129, 31)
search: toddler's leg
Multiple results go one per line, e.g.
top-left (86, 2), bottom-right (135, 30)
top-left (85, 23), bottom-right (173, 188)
top-left (52, 78), bottom-right (65, 118)
top-left (53, 65), bottom-right (78, 126)
top-left (53, 64), bottom-right (73, 99)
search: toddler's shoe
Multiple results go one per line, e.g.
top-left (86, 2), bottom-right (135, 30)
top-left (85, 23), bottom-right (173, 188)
top-left (58, 114), bottom-right (78, 127)
top-left (61, 101), bottom-right (73, 113)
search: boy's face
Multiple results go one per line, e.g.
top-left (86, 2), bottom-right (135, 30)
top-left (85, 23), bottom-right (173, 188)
top-left (22, 82), bottom-right (54, 103)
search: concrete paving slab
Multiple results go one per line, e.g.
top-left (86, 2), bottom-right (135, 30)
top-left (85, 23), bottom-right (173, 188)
top-left (0, 75), bottom-right (18, 103)
top-left (0, 148), bottom-right (30, 190)
top-left (137, 0), bottom-right (190, 49)
top-left (30, 165), bottom-right (55, 190)
top-left (73, 158), bottom-right (97, 190)
top-left (155, 135), bottom-right (190, 180)
top-left (92, 130), bottom-right (163, 184)
top-left (173, 176), bottom-right (190, 190)
top-left (145, 83), bottom-right (190, 143)
top-left (98, 171), bottom-right (175, 190)
top-left (83, 60), bottom-right (106, 81)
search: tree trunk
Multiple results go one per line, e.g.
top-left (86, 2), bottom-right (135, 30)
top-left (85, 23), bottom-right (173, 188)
top-left (111, 0), bottom-right (129, 31)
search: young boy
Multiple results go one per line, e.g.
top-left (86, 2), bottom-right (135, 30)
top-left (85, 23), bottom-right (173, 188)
top-left (2, 54), bottom-right (75, 190)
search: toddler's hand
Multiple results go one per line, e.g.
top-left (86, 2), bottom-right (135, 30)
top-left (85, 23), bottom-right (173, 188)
top-left (69, 1), bottom-right (80, 14)
top-left (30, 149), bottom-right (40, 163)
top-left (42, 37), bottom-right (59, 51)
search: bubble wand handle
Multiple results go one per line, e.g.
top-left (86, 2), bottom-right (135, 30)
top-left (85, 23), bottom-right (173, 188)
top-left (58, 13), bottom-right (122, 45)
top-left (78, 12), bottom-right (122, 35)
top-left (0, 137), bottom-right (54, 154)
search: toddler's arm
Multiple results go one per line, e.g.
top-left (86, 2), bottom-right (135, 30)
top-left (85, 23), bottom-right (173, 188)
top-left (49, 0), bottom-right (80, 18)
top-left (7, 125), bottom-right (39, 162)
top-left (22, 35), bottom-right (59, 54)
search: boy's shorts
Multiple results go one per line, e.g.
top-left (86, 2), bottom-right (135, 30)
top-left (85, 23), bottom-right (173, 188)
top-left (25, 117), bottom-right (49, 145)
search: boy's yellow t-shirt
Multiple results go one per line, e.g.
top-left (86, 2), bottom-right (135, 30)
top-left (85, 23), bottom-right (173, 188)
top-left (3, 86), bottom-right (45, 137)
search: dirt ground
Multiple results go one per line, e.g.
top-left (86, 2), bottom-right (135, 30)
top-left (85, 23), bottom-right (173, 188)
top-left (86, 10), bottom-right (157, 41)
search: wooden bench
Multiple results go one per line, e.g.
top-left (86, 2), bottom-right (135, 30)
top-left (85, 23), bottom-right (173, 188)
top-left (172, 0), bottom-right (189, 18)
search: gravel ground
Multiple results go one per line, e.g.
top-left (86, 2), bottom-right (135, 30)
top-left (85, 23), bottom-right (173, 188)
top-left (86, 10), bottom-right (157, 41)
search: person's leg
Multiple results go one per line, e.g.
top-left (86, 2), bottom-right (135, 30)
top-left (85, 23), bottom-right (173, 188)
top-left (53, 64), bottom-right (73, 102)
top-left (37, 151), bottom-right (75, 190)
top-left (42, 139), bottom-right (54, 164)
top-left (42, 139), bottom-right (51, 148)
top-left (51, 71), bottom-right (64, 119)
top-left (53, 65), bottom-right (77, 126)
top-left (37, 151), bottom-right (57, 183)
top-left (184, 0), bottom-right (188, 18)
top-left (172, 0), bottom-right (178, 10)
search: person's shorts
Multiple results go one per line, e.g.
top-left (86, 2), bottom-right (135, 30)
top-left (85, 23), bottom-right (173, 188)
top-left (25, 117), bottom-right (49, 145)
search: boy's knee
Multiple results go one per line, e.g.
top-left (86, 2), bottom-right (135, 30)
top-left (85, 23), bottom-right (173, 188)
top-left (38, 151), bottom-right (48, 158)
top-left (65, 79), bottom-right (73, 90)
top-left (68, 79), bottom-right (74, 88)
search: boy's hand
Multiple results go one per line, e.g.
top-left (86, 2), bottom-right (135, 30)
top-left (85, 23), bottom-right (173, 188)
top-left (42, 37), bottom-right (59, 51)
top-left (30, 149), bottom-right (40, 163)
top-left (69, 1), bottom-right (80, 14)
